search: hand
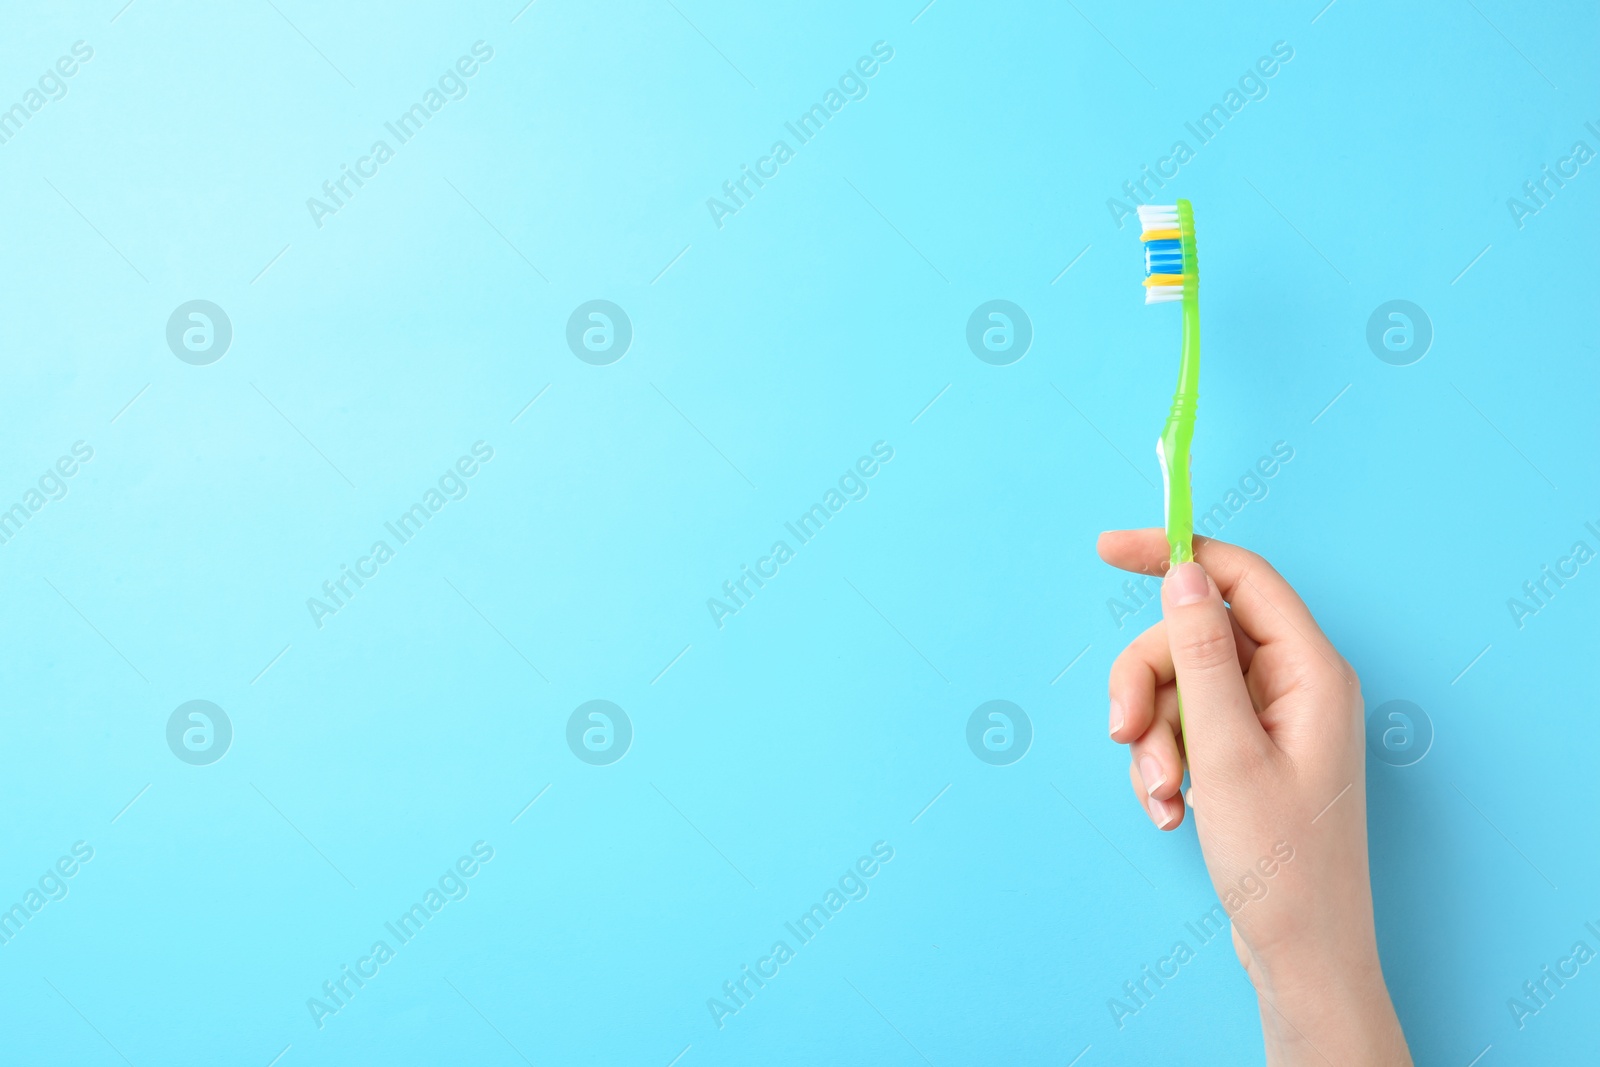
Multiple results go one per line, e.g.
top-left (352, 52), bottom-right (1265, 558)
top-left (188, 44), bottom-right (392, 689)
top-left (1099, 530), bottom-right (1411, 1066)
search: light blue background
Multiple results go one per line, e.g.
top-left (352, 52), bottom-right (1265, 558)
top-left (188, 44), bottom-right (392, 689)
top-left (1, 1), bottom-right (1596, 1063)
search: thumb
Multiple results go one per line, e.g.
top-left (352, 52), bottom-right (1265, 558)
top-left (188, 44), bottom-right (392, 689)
top-left (1162, 561), bottom-right (1271, 772)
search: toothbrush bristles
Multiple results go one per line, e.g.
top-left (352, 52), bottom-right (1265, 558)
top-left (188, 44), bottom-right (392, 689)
top-left (1137, 204), bottom-right (1187, 302)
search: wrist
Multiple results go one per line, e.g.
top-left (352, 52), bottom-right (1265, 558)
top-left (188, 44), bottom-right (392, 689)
top-left (1253, 925), bottom-right (1383, 998)
top-left (1252, 951), bottom-right (1410, 1066)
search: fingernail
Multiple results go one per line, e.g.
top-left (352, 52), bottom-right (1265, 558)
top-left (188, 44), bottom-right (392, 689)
top-left (1109, 699), bottom-right (1125, 738)
top-left (1166, 561), bottom-right (1208, 606)
top-left (1148, 795), bottom-right (1171, 828)
top-left (1184, 787), bottom-right (1194, 808)
top-left (1138, 755), bottom-right (1165, 796)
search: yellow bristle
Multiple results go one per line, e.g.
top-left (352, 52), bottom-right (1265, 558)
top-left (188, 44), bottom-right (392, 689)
top-left (1140, 229), bottom-right (1180, 241)
top-left (1143, 274), bottom-right (1186, 287)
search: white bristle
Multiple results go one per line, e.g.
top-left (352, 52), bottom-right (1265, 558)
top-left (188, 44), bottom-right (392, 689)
top-left (1136, 205), bottom-right (1177, 215)
top-left (1144, 286), bottom-right (1185, 304)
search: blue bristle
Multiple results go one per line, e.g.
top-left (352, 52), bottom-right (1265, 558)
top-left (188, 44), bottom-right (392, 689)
top-left (1143, 238), bottom-right (1182, 276)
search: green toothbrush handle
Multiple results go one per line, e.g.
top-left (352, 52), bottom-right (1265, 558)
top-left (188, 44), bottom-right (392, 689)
top-left (1158, 343), bottom-right (1197, 739)
top-left (1161, 200), bottom-right (1200, 738)
top-left (1159, 290), bottom-right (1200, 571)
top-left (1159, 396), bottom-right (1196, 571)
top-left (1165, 200), bottom-right (1201, 569)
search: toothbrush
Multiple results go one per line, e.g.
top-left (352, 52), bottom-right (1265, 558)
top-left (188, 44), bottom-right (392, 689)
top-left (1138, 200), bottom-right (1200, 574)
top-left (1139, 200), bottom-right (1200, 737)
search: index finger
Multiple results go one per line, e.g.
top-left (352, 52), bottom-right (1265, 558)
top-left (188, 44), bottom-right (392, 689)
top-left (1096, 529), bottom-right (1330, 651)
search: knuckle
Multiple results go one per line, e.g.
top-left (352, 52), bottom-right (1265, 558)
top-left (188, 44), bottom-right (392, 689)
top-left (1336, 656), bottom-right (1361, 693)
top-left (1311, 648), bottom-right (1361, 699)
top-left (1176, 624), bottom-right (1236, 671)
top-left (1337, 663), bottom-right (1364, 716)
top-left (1234, 555), bottom-right (1283, 598)
top-left (1112, 628), bottom-right (1164, 683)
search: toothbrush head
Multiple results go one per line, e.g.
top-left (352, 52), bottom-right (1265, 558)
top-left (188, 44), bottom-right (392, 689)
top-left (1138, 201), bottom-right (1198, 305)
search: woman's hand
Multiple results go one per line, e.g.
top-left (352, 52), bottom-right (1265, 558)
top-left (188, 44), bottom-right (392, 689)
top-left (1099, 530), bottom-right (1411, 1066)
